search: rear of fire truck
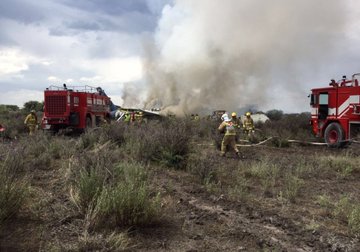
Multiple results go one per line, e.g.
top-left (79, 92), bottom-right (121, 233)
top-left (42, 85), bottom-right (111, 133)
top-left (310, 73), bottom-right (360, 147)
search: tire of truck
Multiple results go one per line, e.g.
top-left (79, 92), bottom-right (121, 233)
top-left (49, 126), bottom-right (59, 135)
top-left (324, 122), bottom-right (345, 148)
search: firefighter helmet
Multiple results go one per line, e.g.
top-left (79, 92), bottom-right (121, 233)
top-left (231, 112), bottom-right (237, 117)
top-left (221, 113), bottom-right (230, 122)
top-left (246, 112), bottom-right (251, 117)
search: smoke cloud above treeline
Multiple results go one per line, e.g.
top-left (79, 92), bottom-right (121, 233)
top-left (124, 0), bottom-right (350, 115)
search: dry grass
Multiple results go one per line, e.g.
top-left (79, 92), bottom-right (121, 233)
top-left (1, 111), bottom-right (360, 250)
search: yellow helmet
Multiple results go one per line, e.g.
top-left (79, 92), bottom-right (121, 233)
top-left (231, 112), bottom-right (237, 117)
top-left (246, 112), bottom-right (251, 117)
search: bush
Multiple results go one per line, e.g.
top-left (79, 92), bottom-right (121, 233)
top-left (317, 155), bottom-right (359, 178)
top-left (257, 112), bottom-right (313, 141)
top-left (68, 146), bottom-right (122, 213)
top-left (333, 195), bottom-right (353, 223)
top-left (123, 119), bottom-right (191, 169)
top-left (248, 161), bottom-right (280, 196)
top-left (348, 205), bottom-right (360, 235)
top-left (68, 152), bottom-right (161, 229)
top-left (0, 110), bottom-right (28, 139)
top-left (187, 152), bottom-right (218, 184)
top-left (19, 133), bottom-right (74, 170)
top-left (0, 149), bottom-right (28, 224)
top-left (93, 162), bottom-right (160, 228)
top-left (282, 174), bottom-right (304, 203)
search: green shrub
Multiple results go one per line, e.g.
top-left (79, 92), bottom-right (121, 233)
top-left (316, 194), bottom-right (333, 209)
top-left (282, 174), bottom-right (304, 203)
top-left (348, 205), bottom-right (360, 235)
top-left (0, 150), bottom-right (28, 224)
top-left (333, 195), bottom-right (353, 223)
top-left (123, 119), bottom-right (191, 168)
top-left (257, 112), bottom-right (314, 142)
top-left (69, 152), bottom-right (161, 229)
top-left (187, 152), bottom-right (218, 185)
top-left (77, 129), bottom-right (104, 150)
top-left (248, 161), bottom-right (280, 196)
top-left (68, 146), bottom-right (122, 213)
top-left (317, 155), bottom-right (359, 178)
top-left (20, 133), bottom-right (67, 170)
top-left (100, 123), bottom-right (126, 146)
top-left (92, 162), bottom-right (160, 228)
top-left (0, 110), bottom-right (28, 139)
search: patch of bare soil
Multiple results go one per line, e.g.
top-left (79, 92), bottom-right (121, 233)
top-left (1, 143), bottom-right (360, 251)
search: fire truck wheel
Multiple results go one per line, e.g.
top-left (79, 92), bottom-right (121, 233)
top-left (324, 122), bottom-right (345, 148)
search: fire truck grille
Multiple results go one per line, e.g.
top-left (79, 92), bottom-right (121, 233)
top-left (46, 96), bottom-right (67, 115)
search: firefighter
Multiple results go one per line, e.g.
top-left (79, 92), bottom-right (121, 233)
top-left (24, 110), bottom-right (38, 135)
top-left (218, 113), bottom-right (240, 157)
top-left (231, 112), bottom-right (241, 128)
top-left (135, 111), bottom-right (144, 124)
top-left (231, 112), bottom-right (241, 142)
top-left (124, 112), bottom-right (131, 123)
top-left (243, 112), bottom-right (255, 137)
top-left (130, 112), bottom-right (136, 123)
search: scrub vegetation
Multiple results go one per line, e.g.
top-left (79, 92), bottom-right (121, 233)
top-left (1, 109), bottom-right (360, 251)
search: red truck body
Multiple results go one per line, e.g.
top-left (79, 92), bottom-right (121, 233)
top-left (310, 73), bottom-right (360, 147)
top-left (41, 85), bottom-right (111, 132)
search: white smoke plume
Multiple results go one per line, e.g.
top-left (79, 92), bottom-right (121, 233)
top-left (141, 0), bottom-right (350, 115)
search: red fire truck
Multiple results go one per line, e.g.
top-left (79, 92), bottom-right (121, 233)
top-left (41, 84), bottom-right (113, 133)
top-left (310, 73), bottom-right (360, 147)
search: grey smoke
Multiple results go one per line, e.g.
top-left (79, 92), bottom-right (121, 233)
top-left (140, 0), bottom-right (349, 115)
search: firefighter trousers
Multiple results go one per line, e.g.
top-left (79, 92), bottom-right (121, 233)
top-left (221, 135), bottom-right (239, 156)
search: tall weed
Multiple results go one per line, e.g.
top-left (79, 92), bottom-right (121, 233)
top-left (0, 149), bottom-right (28, 224)
top-left (68, 150), bottom-right (161, 229)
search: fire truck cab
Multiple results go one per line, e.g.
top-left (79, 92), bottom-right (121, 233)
top-left (42, 84), bottom-right (112, 133)
top-left (310, 73), bottom-right (360, 147)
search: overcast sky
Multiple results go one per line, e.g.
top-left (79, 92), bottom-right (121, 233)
top-left (1, 0), bottom-right (360, 113)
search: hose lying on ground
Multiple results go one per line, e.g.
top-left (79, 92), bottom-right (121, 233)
top-left (198, 136), bottom-right (335, 147)
top-left (236, 137), bottom-right (329, 147)
top-left (236, 137), bottom-right (274, 147)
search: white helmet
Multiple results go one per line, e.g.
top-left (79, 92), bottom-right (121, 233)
top-left (221, 113), bottom-right (230, 122)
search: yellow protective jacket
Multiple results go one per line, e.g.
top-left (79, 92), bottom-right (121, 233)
top-left (218, 121), bottom-right (236, 136)
top-left (243, 117), bottom-right (254, 130)
top-left (24, 113), bottom-right (37, 126)
top-left (231, 117), bottom-right (241, 129)
top-left (124, 114), bottom-right (131, 122)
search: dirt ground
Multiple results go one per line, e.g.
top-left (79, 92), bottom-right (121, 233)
top-left (1, 142), bottom-right (360, 251)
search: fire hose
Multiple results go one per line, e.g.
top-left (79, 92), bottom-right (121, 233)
top-left (235, 137), bottom-right (328, 147)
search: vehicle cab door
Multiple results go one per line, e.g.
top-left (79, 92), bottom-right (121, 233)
top-left (318, 93), bottom-right (329, 120)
